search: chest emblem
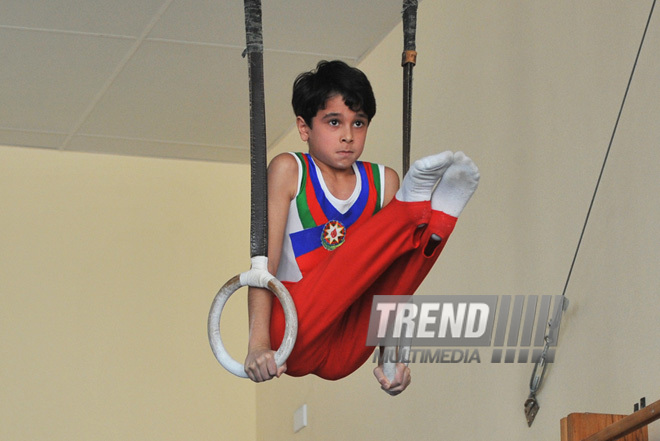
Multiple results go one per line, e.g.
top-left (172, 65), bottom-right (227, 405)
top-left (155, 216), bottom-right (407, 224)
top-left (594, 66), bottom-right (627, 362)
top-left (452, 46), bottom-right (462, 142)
top-left (321, 220), bottom-right (346, 250)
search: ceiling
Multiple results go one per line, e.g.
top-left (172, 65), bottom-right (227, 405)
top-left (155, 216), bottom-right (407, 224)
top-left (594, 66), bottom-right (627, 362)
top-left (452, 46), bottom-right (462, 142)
top-left (0, 0), bottom-right (409, 163)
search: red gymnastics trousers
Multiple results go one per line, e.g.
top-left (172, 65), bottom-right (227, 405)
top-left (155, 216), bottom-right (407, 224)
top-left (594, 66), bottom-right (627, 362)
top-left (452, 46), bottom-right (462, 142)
top-left (269, 197), bottom-right (457, 380)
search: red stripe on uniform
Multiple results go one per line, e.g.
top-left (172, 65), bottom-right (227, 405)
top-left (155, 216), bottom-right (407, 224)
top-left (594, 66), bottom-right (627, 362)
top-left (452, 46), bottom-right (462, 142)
top-left (301, 155), bottom-right (328, 226)
top-left (351, 163), bottom-right (378, 229)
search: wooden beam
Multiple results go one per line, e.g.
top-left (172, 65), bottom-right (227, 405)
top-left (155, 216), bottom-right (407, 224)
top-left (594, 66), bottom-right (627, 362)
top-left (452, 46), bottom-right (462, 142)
top-left (581, 399), bottom-right (660, 441)
top-left (561, 413), bottom-right (645, 441)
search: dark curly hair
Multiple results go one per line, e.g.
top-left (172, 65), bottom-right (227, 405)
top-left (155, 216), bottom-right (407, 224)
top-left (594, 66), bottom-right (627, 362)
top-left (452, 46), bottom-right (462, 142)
top-left (292, 60), bottom-right (376, 127)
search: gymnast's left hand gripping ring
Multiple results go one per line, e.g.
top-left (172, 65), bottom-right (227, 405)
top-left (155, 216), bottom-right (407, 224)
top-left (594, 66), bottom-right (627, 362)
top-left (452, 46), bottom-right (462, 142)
top-left (208, 256), bottom-right (298, 378)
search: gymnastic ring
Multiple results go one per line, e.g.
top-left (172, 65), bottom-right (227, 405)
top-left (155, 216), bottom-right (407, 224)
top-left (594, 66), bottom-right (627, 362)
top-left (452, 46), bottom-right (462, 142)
top-left (208, 258), bottom-right (297, 378)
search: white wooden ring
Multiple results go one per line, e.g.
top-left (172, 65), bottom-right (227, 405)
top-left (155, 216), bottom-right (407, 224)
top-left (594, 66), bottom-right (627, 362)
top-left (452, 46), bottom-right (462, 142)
top-left (208, 268), bottom-right (297, 378)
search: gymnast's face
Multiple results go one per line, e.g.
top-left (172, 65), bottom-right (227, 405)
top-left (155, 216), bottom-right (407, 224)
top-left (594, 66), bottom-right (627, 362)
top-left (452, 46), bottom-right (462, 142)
top-left (296, 94), bottom-right (368, 171)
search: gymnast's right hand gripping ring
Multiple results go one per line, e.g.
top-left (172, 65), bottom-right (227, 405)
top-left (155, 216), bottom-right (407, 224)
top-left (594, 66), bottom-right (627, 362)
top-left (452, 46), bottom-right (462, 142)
top-left (208, 256), bottom-right (297, 378)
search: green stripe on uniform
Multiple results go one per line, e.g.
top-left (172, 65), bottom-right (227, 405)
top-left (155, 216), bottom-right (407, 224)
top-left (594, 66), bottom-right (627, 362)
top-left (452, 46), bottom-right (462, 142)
top-left (371, 162), bottom-right (382, 213)
top-left (294, 152), bottom-right (317, 229)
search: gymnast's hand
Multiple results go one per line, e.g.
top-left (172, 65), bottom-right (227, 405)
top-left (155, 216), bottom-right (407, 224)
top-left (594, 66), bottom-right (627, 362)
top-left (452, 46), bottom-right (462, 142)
top-left (244, 346), bottom-right (287, 382)
top-left (373, 363), bottom-right (411, 396)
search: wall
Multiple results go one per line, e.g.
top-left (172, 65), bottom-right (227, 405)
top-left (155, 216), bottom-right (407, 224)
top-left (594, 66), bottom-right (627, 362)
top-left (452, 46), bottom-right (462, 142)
top-left (259, 1), bottom-right (660, 440)
top-left (0, 146), bottom-right (257, 440)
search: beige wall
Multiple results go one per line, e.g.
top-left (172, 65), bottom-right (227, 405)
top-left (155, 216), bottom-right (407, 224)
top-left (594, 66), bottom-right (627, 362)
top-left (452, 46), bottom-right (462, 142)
top-left (261, 1), bottom-right (660, 440)
top-left (0, 146), bottom-right (256, 440)
top-left (3, 1), bottom-right (659, 440)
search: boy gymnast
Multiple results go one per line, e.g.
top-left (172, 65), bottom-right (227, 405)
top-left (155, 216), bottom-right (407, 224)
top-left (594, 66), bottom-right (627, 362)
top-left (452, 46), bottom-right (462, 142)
top-left (245, 60), bottom-right (479, 395)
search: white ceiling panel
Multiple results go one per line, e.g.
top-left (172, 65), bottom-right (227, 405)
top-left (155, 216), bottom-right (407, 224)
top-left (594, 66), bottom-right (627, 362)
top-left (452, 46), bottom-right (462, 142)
top-left (148, 0), bottom-right (247, 46)
top-left (77, 41), bottom-right (249, 146)
top-left (0, 0), bottom-right (168, 36)
top-left (150, 0), bottom-right (405, 55)
top-left (0, 27), bottom-right (135, 132)
top-left (258, 0), bottom-right (404, 56)
top-left (0, 0), bottom-right (408, 163)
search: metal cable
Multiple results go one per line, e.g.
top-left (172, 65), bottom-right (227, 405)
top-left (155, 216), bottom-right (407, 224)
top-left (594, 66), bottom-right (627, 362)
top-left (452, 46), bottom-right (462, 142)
top-left (560, 0), bottom-right (656, 298)
top-left (525, 0), bottom-right (656, 426)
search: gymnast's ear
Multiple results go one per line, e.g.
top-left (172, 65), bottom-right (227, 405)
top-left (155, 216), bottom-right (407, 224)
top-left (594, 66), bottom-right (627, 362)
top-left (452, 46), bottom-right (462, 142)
top-left (296, 116), bottom-right (310, 142)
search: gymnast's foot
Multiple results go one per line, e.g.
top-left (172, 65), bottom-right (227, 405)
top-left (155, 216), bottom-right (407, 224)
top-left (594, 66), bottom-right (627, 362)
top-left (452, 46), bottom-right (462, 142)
top-left (431, 151), bottom-right (480, 217)
top-left (396, 150), bottom-right (454, 202)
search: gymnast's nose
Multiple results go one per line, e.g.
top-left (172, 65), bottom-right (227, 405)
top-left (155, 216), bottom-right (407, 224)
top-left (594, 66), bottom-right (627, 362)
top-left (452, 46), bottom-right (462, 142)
top-left (341, 127), bottom-right (354, 143)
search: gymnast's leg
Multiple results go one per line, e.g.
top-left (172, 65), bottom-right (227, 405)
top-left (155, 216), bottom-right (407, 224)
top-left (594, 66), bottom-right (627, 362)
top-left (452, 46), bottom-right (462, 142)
top-left (272, 152), bottom-right (480, 378)
top-left (312, 152), bottom-right (480, 379)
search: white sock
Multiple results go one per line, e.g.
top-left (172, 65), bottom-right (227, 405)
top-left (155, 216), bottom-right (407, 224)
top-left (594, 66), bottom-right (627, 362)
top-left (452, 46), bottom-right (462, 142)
top-left (395, 151), bottom-right (454, 202)
top-left (431, 151), bottom-right (480, 217)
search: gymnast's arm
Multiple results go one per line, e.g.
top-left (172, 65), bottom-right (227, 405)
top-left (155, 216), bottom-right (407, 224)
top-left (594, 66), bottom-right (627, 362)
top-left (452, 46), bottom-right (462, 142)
top-left (382, 166), bottom-right (399, 206)
top-left (245, 153), bottom-right (298, 382)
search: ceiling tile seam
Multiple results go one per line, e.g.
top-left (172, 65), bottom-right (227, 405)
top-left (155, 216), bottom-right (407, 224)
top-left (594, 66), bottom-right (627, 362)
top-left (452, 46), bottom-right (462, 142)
top-left (71, 133), bottom-right (247, 150)
top-left (144, 37), bottom-right (245, 50)
top-left (0, 126), bottom-right (67, 136)
top-left (3, 144), bottom-right (61, 153)
top-left (263, 47), bottom-right (358, 61)
top-left (63, 143), bottom-right (247, 164)
top-left (0, 24), bottom-right (137, 41)
top-left (58, 146), bottom-right (235, 163)
top-left (59, 0), bottom-right (176, 151)
top-left (355, 17), bottom-right (404, 64)
top-left (266, 121), bottom-right (298, 151)
top-left (143, 36), bottom-right (360, 60)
